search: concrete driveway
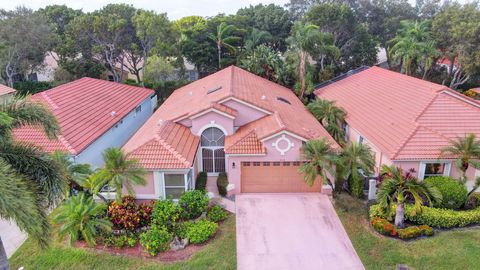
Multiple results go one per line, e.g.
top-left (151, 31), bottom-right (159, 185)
top-left (236, 194), bottom-right (364, 270)
top-left (0, 219), bottom-right (27, 257)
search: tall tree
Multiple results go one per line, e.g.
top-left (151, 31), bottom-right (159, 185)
top-left (132, 10), bottom-right (176, 84)
top-left (92, 148), bottom-right (146, 203)
top-left (377, 165), bottom-right (441, 228)
top-left (244, 28), bottom-right (272, 52)
top-left (441, 134), bottom-right (480, 184)
top-left (299, 139), bottom-right (337, 190)
top-left (432, 2), bottom-right (480, 89)
top-left (240, 44), bottom-right (286, 84)
top-left (0, 7), bottom-right (55, 87)
top-left (208, 22), bottom-right (241, 69)
top-left (0, 98), bottom-right (65, 269)
top-left (287, 21), bottom-right (329, 98)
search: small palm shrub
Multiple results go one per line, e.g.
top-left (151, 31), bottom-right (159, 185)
top-left (195, 172), bottom-right (207, 191)
top-left (207, 205), bottom-right (228, 222)
top-left (140, 225), bottom-right (173, 256)
top-left (424, 176), bottom-right (467, 209)
top-left (217, 172), bottom-right (229, 197)
top-left (183, 219), bottom-right (218, 244)
top-left (151, 198), bottom-right (180, 230)
top-left (178, 190), bottom-right (209, 219)
top-left (53, 193), bottom-right (112, 247)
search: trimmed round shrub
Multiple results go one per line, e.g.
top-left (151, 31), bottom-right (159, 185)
top-left (140, 225), bottom-right (173, 256)
top-left (185, 219), bottom-right (218, 244)
top-left (207, 205), bottom-right (228, 222)
top-left (424, 176), bottom-right (467, 209)
top-left (179, 190), bottom-right (209, 219)
top-left (195, 172), bottom-right (208, 191)
top-left (152, 199), bottom-right (180, 230)
top-left (217, 172), bottom-right (229, 197)
top-left (175, 221), bottom-right (193, 239)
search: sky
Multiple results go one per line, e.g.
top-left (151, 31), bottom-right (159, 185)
top-left (1, 0), bottom-right (291, 20)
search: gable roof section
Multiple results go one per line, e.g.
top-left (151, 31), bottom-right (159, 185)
top-left (125, 66), bottom-right (338, 159)
top-left (13, 78), bottom-right (154, 155)
top-left (127, 121), bottom-right (199, 169)
top-left (316, 66), bottom-right (480, 160)
top-left (0, 84), bottom-right (16, 96)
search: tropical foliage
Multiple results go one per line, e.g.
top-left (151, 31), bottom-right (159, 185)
top-left (53, 193), bottom-right (112, 247)
top-left (307, 98), bottom-right (346, 144)
top-left (441, 134), bottom-right (480, 183)
top-left (299, 139), bottom-right (337, 189)
top-left (339, 142), bottom-right (375, 198)
top-left (376, 165), bottom-right (442, 228)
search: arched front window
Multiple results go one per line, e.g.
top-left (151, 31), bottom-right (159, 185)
top-left (201, 127), bottom-right (225, 173)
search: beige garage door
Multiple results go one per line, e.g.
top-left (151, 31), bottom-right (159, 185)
top-left (241, 161), bottom-right (322, 193)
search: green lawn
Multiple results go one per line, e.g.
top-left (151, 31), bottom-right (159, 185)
top-left (334, 194), bottom-right (480, 270)
top-left (10, 216), bottom-right (236, 270)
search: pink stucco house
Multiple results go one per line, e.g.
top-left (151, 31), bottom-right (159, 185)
top-left (316, 66), bottom-right (480, 190)
top-left (123, 66), bottom-right (338, 199)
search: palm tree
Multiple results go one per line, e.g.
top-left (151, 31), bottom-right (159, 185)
top-left (74, 173), bottom-right (109, 203)
top-left (441, 134), bottom-right (480, 183)
top-left (53, 192), bottom-right (112, 247)
top-left (51, 151), bottom-right (92, 195)
top-left (299, 139), bottom-right (337, 190)
top-left (92, 148), bottom-right (147, 203)
top-left (0, 98), bottom-right (65, 269)
top-left (377, 165), bottom-right (442, 228)
top-left (208, 22), bottom-right (241, 69)
top-left (340, 142), bottom-right (375, 198)
top-left (388, 20), bottom-right (436, 76)
top-left (244, 28), bottom-right (272, 52)
top-left (307, 98), bottom-right (346, 144)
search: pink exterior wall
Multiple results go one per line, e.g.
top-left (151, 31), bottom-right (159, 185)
top-left (222, 99), bottom-right (267, 127)
top-left (225, 133), bottom-right (304, 194)
top-left (348, 126), bottom-right (392, 173)
top-left (191, 111), bottom-right (234, 135)
top-left (135, 171), bottom-right (155, 195)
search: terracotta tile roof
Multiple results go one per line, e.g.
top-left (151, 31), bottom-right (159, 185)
top-left (225, 128), bottom-right (266, 154)
top-left (316, 66), bottom-right (480, 160)
top-left (183, 102), bottom-right (239, 120)
top-left (125, 66), bottom-right (337, 162)
top-left (0, 84), bottom-right (16, 96)
top-left (13, 78), bottom-right (154, 154)
top-left (127, 121), bottom-right (199, 169)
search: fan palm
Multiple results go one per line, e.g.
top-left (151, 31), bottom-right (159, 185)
top-left (208, 22), bottom-right (241, 69)
top-left (53, 192), bottom-right (112, 247)
top-left (441, 134), bottom-right (480, 183)
top-left (244, 28), bottom-right (272, 52)
top-left (91, 148), bottom-right (146, 203)
top-left (299, 139), bottom-right (337, 190)
top-left (377, 165), bottom-right (442, 228)
top-left (0, 97), bottom-right (65, 269)
top-left (340, 142), bottom-right (375, 198)
top-left (307, 98), bottom-right (346, 144)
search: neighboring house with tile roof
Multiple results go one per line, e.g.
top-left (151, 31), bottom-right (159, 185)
top-left (14, 77), bottom-right (156, 167)
top-left (0, 84), bottom-right (16, 102)
top-left (123, 66), bottom-right (338, 199)
top-left (316, 66), bottom-right (480, 190)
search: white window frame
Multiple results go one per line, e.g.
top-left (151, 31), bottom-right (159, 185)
top-left (358, 135), bottom-right (364, 144)
top-left (418, 161), bottom-right (452, 180)
top-left (201, 146), bottom-right (225, 176)
top-left (154, 170), bottom-right (189, 200)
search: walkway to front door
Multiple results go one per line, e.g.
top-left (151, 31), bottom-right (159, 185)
top-left (236, 193), bottom-right (365, 270)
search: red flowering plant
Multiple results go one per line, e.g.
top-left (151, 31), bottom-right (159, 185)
top-left (107, 196), bottom-right (151, 231)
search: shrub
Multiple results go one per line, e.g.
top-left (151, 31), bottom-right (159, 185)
top-left (397, 226), bottom-right (422, 239)
top-left (424, 176), bottom-right (467, 209)
top-left (113, 235), bottom-right (127, 248)
top-left (13, 80), bottom-right (53, 96)
top-left (185, 219), bottom-right (218, 244)
top-left (175, 221), bottom-right (193, 239)
top-left (140, 225), bottom-right (173, 256)
top-left (152, 199), bottom-right (180, 230)
top-left (465, 193), bottom-right (480, 210)
top-left (217, 172), bottom-right (229, 197)
top-left (207, 205), bottom-right (228, 222)
top-left (195, 172), bottom-right (208, 191)
top-left (179, 190), bottom-right (209, 219)
top-left (138, 202), bottom-right (154, 227)
top-left (107, 196), bottom-right (144, 231)
top-left (104, 235), bottom-right (115, 247)
top-left (418, 225), bottom-right (434, 236)
top-left (405, 205), bottom-right (480, 228)
top-left (370, 217), bottom-right (397, 236)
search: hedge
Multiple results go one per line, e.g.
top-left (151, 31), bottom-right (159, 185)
top-left (424, 176), bottom-right (467, 210)
top-left (370, 204), bottom-right (480, 228)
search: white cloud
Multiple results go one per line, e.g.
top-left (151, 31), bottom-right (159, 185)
top-left (1, 0), bottom-right (290, 20)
